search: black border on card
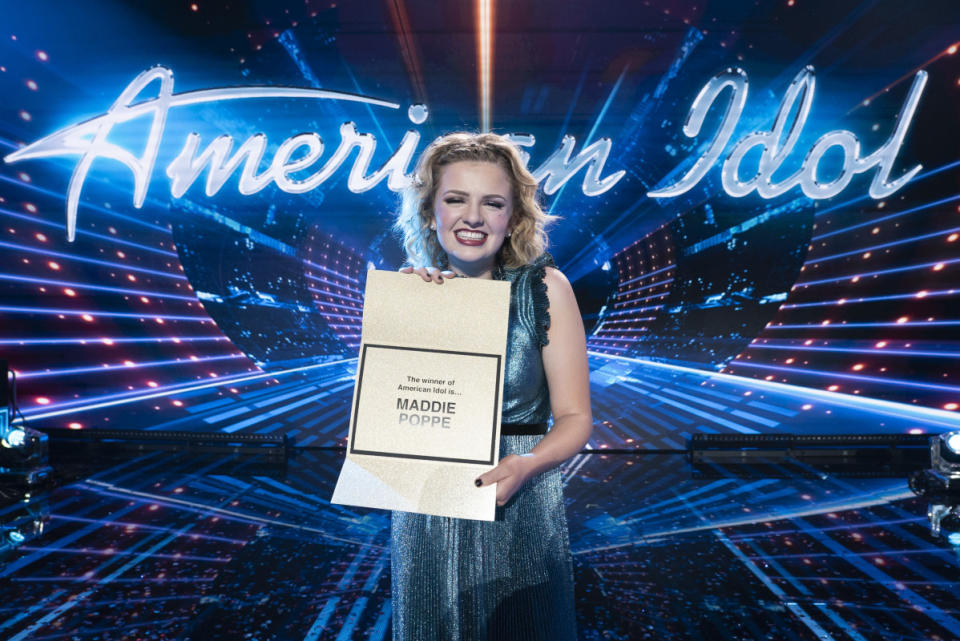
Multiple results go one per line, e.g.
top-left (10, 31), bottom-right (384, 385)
top-left (349, 343), bottom-right (501, 464)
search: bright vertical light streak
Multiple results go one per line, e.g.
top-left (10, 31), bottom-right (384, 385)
top-left (478, 0), bottom-right (493, 131)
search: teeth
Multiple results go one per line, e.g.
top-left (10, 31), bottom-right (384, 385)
top-left (456, 230), bottom-right (486, 240)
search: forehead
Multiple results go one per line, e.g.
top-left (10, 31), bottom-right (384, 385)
top-left (436, 160), bottom-right (512, 195)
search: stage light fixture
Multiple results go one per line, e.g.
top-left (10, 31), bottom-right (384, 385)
top-left (0, 361), bottom-right (52, 493)
top-left (946, 433), bottom-right (960, 456)
top-left (909, 432), bottom-right (960, 542)
top-left (931, 431), bottom-right (960, 481)
top-left (0, 361), bottom-right (25, 448)
top-left (2, 427), bottom-right (26, 449)
top-left (0, 495), bottom-right (49, 562)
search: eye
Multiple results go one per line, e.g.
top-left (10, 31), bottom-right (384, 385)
top-left (485, 200), bottom-right (505, 209)
top-left (444, 196), bottom-right (465, 205)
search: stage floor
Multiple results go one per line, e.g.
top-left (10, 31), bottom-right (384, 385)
top-left (1, 449), bottom-right (958, 641)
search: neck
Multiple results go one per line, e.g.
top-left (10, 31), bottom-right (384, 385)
top-left (448, 258), bottom-right (497, 280)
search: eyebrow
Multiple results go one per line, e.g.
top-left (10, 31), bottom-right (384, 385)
top-left (441, 189), bottom-right (507, 200)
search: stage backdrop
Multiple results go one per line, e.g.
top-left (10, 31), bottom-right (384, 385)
top-left (1, 0), bottom-right (958, 447)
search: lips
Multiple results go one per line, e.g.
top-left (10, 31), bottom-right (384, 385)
top-left (454, 229), bottom-right (488, 246)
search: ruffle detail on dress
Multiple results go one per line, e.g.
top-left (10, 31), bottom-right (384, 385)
top-left (530, 252), bottom-right (555, 347)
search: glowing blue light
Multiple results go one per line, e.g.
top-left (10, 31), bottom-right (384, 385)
top-left (618, 265), bottom-right (675, 288)
top-left (6, 66), bottom-right (625, 243)
top-left (812, 193), bottom-right (960, 242)
top-left (407, 104), bottom-right (428, 124)
top-left (648, 67), bottom-right (927, 201)
top-left (809, 225), bottom-right (960, 265)
top-left (8, 531), bottom-right (25, 544)
top-left (729, 360), bottom-right (960, 394)
top-left (796, 258), bottom-right (960, 288)
top-left (0, 305), bottom-right (210, 323)
top-left (0, 240), bottom-right (188, 281)
top-left (17, 353), bottom-right (246, 381)
top-left (590, 351), bottom-right (960, 428)
top-left (748, 343), bottom-right (960, 360)
top-left (4, 428), bottom-right (26, 448)
top-left (4, 67), bottom-right (400, 241)
top-left (0, 272), bottom-right (197, 302)
top-left (782, 287), bottom-right (960, 309)
top-left (946, 433), bottom-right (960, 455)
top-left (949, 533), bottom-right (960, 547)
top-left (601, 261), bottom-right (611, 271)
top-left (0, 205), bottom-right (179, 257)
top-left (17, 358), bottom-right (356, 422)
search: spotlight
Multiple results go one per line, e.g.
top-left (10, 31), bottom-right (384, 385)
top-left (910, 432), bottom-right (960, 541)
top-left (931, 431), bottom-right (960, 484)
top-left (0, 361), bottom-right (52, 493)
top-left (0, 495), bottom-right (48, 562)
top-left (946, 433), bottom-right (960, 456)
top-left (928, 503), bottom-right (960, 541)
top-left (0, 361), bottom-right (29, 448)
top-left (2, 427), bottom-right (26, 449)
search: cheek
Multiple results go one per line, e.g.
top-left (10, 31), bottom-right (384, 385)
top-left (433, 205), bottom-right (452, 229)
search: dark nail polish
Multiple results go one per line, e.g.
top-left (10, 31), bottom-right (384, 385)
top-left (474, 479), bottom-right (482, 487)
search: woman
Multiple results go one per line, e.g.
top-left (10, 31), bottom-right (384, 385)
top-left (392, 132), bottom-right (592, 641)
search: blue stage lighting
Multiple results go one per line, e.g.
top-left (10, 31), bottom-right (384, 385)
top-left (2, 427), bottom-right (27, 449)
top-left (935, 432), bottom-right (960, 471)
top-left (946, 433), bottom-right (960, 456)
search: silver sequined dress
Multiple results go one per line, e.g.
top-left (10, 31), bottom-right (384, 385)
top-left (391, 253), bottom-right (577, 641)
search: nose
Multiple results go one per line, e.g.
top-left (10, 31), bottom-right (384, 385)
top-left (462, 199), bottom-right (484, 227)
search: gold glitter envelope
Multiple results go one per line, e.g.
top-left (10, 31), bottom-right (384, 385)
top-left (331, 270), bottom-right (510, 521)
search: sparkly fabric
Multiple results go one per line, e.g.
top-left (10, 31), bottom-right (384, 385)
top-left (391, 253), bottom-right (577, 641)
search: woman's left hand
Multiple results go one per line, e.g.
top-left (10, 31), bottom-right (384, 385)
top-left (476, 454), bottom-right (538, 506)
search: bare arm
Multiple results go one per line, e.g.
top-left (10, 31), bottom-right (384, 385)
top-left (477, 266), bottom-right (593, 505)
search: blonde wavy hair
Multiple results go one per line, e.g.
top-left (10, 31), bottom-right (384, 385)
top-left (395, 132), bottom-right (556, 270)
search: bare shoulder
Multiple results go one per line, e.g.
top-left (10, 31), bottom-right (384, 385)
top-left (543, 266), bottom-right (580, 315)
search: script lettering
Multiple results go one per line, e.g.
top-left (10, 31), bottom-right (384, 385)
top-left (649, 66), bottom-right (927, 201)
top-left (3, 66), bottom-right (626, 242)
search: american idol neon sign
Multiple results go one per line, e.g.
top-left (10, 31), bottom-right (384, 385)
top-left (2, 66), bottom-right (624, 241)
top-left (648, 66), bottom-right (927, 200)
top-left (4, 65), bottom-right (926, 242)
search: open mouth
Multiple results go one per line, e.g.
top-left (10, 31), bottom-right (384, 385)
top-left (454, 229), bottom-right (488, 245)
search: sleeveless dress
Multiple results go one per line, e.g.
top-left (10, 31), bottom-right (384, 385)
top-left (390, 253), bottom-right (577, 641)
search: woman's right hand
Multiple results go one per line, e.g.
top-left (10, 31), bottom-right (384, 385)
top-left (399, 266), bottom-right (456, 284)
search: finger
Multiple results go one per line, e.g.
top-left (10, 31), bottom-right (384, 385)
top-left (399, 266), bottom-right (414, 273)
top-left (440, 270), bottom-right (456, 279)
top-left (427, 267), bottom-right (445, 284)
top-left (415, 267), bottom-right (432, 282)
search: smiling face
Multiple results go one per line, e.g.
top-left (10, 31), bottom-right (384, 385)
top-left (432, 160), bottom-right (514, 279)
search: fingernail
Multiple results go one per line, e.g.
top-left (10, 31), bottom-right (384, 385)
top-left (474, 478), bottom-right (482, 487)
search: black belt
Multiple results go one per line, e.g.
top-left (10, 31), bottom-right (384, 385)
top-left (501, 422), bottom-right (548, 436)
